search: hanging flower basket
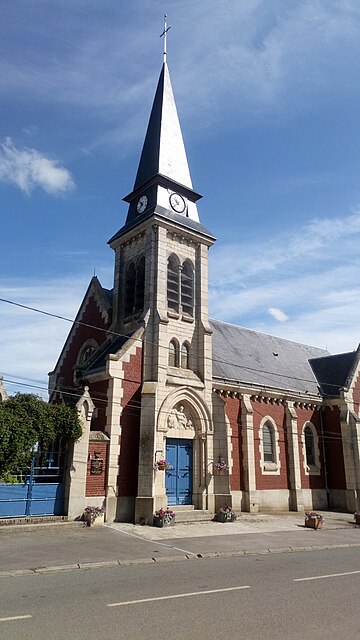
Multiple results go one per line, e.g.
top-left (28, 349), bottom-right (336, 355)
top-left (214, 459), bottom-right (229, 475)
top-left (154, 459), bottom-right (173, 471)
top-left (304, 511), bottom-right (323, 529)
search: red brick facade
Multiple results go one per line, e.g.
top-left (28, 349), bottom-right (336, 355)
top-left (118, 346), bottom-right (142, 497)
top-left (85, 441), bottom-right (108, 497)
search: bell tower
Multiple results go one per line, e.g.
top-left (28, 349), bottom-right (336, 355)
top-left (108, 39), bottom-right (216, 522)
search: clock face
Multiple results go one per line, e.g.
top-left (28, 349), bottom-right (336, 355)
top-left (169, 192), bottom-right (186, 214)
top-left (136, 194), bottom-right (148, 214)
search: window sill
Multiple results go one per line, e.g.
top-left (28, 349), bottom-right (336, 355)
top-left (305, 465), bottom-right (321, 475)
top-left (263, 462), bottom-right (278, 472)
top-left (181, 313), bottom-right (194, 323)
top-left (167, 309), bottom-right (180, 320)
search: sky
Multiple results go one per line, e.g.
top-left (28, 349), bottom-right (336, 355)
top-left (1, 0), bottom-right (360, 398)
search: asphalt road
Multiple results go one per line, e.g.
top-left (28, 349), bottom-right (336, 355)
top-left (1, 547), bottom-right (359, 640)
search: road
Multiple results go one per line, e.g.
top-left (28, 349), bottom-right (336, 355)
top-left (1, 547), bottom-right (359, 639)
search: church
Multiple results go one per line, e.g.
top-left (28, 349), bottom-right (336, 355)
top-left (49, 57), bottom-right (360, 525)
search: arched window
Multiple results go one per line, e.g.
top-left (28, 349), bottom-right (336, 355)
top-left (167, 255), bottom-right (180, 312)
top-left (304, 425), bottom-right (315, 467)
top-left (302, 422), bottom-right (320, 474)
top-left (263, 422), bottom-right (275, 463)
top-left (260, 418), bottom-right (280, 474)
top-left (124, 262), bottom-right (136, 317)
top-left (124, 257), bottom-right (146, 319)
top-left (77, 339), bottom-right (99, 366)
top-left (181, 342), bottom-right (189, 369)
top-left (168, 340), bottom-right (179, 367)
top-left (181, 260), bottom-right (194, 316)
top-left (134, 256), bottom-right (145, 314)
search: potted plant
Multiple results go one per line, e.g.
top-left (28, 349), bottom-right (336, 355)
top-left (153, 507), bottom-right (176, 527)
top-left (304, 511), bottom-right (324, 529)
top-left (214, 459), bottom-right (229, 474)
top-left (83, 505), bottom-right (106, 527)
top-left (214, 505), bottom-right (237, 523)
top-left (354, 512), bottom-right (360, 525)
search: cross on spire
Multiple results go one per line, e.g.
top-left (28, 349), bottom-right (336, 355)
top-left (160, 14), bottom-right (171, 63)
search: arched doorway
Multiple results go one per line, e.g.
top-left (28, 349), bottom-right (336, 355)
top-left (166, 438), bottom-right (193, 505)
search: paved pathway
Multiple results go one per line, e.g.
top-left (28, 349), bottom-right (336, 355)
top-left (0, 511), bottom-right (359, 577)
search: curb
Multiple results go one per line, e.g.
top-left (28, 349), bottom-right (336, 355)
top-left (1, 542), bottom-right (360, 579)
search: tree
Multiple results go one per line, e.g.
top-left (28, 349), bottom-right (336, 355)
top-left (0, 394), bottom-right (82, 479)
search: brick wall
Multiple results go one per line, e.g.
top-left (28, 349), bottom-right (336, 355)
top-left (57, 295), bottom-right (108, 387)
top-left (118, 346), bottom-right (142, 497)
top-left (323, 406), bottom-right (346, 489)
top-left (85, 441), bottom-right (108, 497)
top-left (252, 400), bottom-right (289, 490)
top-left (352, 370), bottom-right (360, 416)
top-left (297, 407), bottom-right (325, 490)
top-left (224, 396), bottom-right (242, 491)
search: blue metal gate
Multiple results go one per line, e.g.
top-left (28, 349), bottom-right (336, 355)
top-left (165, 439), bottom-right (193, 506)
top-left (0, 443), bottom-right (65, 518)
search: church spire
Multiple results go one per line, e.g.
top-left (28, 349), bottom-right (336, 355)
top-left (122, 43), bottom-right (204, 228)
top-left (133, 62), bottom-right (193, 193)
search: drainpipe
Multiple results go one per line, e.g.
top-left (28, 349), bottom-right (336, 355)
top-left (319, 407), bottom-right (330, 509)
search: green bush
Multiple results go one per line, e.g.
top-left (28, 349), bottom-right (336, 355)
top-left (0, 393), bottom-right (82, 477)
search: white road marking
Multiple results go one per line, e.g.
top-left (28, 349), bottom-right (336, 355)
top-left (108, 585), bottom-right (250, 607)
top-left (105, 524), bottom-right (197, 556)
top-left (0, 615), bottom-right (32, 622)
top-left (294, 570), bottom-right (360, 582)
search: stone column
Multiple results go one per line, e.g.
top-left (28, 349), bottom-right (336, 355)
top-left (66, 387), bottom-right (94, 520)
top-left (285, 402), bottom-right (304, 512)
top-left (340, 403), bottom-right (360, 512)
top-left (241, 394), bottom-right (258, 512)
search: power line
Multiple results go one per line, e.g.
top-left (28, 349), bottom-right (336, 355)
top-left (0, 296), bottom-right (346, 392)
top-left (0, 376), bottom-right (347, 445)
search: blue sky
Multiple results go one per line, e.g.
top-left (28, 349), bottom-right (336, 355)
top-left (1, 0), bottom-right (360, 397)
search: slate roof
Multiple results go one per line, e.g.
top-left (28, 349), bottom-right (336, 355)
top-left (108, 204), bottom-right (215, 245)
top-left (132, 62), bottom-right (193, 195)
top-left (82, 333), bottom-right (133, 376)
top-left (309, 349), bottom-right (360, 397)
top-left (210, 318), bottom-right (329, 396)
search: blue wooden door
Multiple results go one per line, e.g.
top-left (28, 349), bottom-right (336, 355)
top-left (166, 439), bottom-right (193, 506)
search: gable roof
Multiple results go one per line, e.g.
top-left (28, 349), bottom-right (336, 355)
top-left (210, 318), bottom-right (329, 396)
top-left (310, 349), bottom-right (360, 397)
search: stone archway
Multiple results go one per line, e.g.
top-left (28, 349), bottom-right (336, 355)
top-left (157, 389), bottom-right (214, 511)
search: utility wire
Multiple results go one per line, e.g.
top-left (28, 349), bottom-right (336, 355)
top-left (0, 297), bottom-right (346, 392)
top-left (0, 376), bottom-right (346, 444)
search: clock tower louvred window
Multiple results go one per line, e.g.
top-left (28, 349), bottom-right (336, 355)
top-left (167, 254), bottom-right (180, 312)
top-left (181, 260), bottom-right (194, 316)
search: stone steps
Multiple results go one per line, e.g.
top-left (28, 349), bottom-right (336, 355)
top-left (173, 508), bottom-right (214, 523)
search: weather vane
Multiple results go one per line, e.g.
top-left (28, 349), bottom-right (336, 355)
top-left (160, 14), bottom-right (171, 63)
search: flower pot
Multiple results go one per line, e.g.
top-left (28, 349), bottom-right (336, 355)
top-left (214, 468), bottom-right (226, 475)
top-left (157, 463), bottom-right (166, 471)
top-left (164, 516), bottom-right (175, 527)
top-left (153, 515), bottom-right (164, 527)
top-left (215, 512), bottom-right (229, 523)
top-left (305, 518), bottom-right (322, 529)
top-left (84, 512), bottom-right (104, 527)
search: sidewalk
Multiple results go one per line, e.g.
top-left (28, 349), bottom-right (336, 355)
top-left (0, 511), bottom-right (359, 577)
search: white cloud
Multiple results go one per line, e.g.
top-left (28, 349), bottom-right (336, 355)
top-left (0, 277), bottom-right (90, 396)
top-left (1, 1), bottom-right (360, 149)
top-left (268, 308), bottom-right (289, 322)
top-left (209, 209), bottom-right (360, 354)
top-left (0, 138), bottom-right (75, 196)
